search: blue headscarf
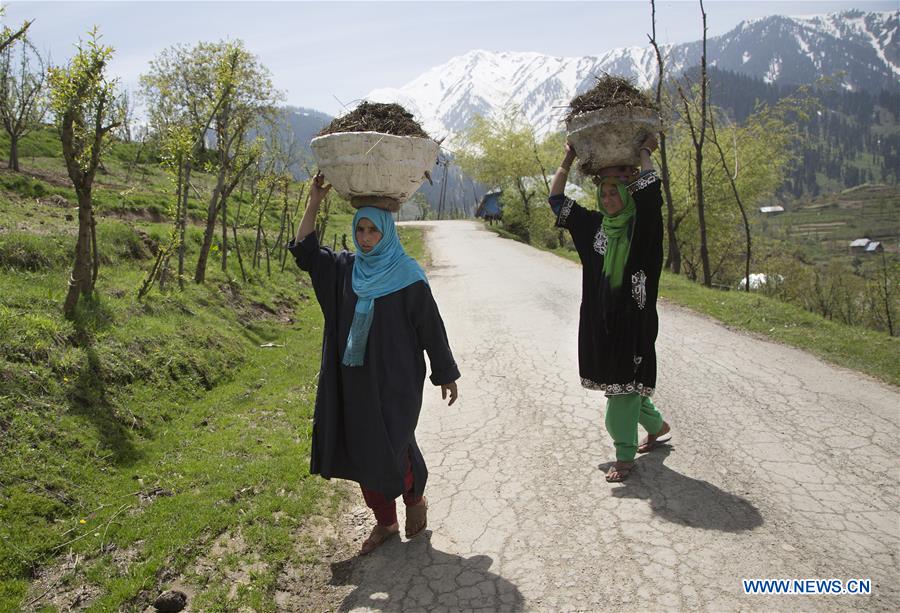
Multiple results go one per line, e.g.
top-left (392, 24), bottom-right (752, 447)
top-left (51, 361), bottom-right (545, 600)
top-left (343, 207), bottom-right (428, 366)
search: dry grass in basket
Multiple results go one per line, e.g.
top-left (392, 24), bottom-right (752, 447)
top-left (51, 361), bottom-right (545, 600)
top-left (318, 102), bottom-right (430, 138)
top-left (565, 74), bottom-right (657, 123)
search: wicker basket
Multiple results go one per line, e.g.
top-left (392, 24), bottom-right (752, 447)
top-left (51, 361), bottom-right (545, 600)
top-left (566, 106), bottom-right (661, 175)
top-left (310, 131), bottom-right (438, 211)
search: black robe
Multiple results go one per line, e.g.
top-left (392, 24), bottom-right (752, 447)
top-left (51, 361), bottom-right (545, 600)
top-left (288, 233), bottom-right (460, 498)
top-left (551, 171), bottom-right (663, 397)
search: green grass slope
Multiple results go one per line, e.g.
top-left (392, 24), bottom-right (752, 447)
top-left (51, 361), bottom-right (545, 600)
top-left (0, 130), bottom-right (427, 610)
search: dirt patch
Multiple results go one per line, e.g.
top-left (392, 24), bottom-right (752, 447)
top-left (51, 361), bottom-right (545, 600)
top-left (103, 208), bottom-right (168, 223)
top-left (566, 74), bottom-right (657, 123)
top-left (38, 194), bottom-right (73, 208)
top-left (22, 552), bottom-right (102, 612)
top-left (11, 165), bottom-right (74, 189)
top-left (109, 539), bottom-right (145, 574)
top-left (134, 229), bottom-right (161, 257)
top-left (272, 483), bottom-right (370, 611)
top-left (318, 101), bottom-right (430, 138)
top-left (133, 488), bottom-right (364, 612)
top-left (218, 283), bottom-right (297, 326)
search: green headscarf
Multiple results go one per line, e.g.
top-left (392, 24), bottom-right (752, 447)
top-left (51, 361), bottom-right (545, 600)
top-left (598, 178), bottom-right (636, 290)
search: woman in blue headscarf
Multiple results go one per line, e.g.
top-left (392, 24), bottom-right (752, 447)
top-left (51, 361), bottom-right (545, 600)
top-left (288, 173), bottom-right (460, 554)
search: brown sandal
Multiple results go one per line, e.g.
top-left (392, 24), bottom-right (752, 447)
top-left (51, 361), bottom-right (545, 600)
top-left (360, 522), bottom-right (399, 555)
top-left (405, 496), bottom-right (428, 538)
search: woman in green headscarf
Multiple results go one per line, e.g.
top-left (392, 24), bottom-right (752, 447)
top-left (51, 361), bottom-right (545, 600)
top-left (548, 135), bottom-right (671, 482)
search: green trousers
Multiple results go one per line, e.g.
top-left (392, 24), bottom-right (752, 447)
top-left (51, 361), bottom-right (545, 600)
top-left (604, 393), bottom-right (664, 462)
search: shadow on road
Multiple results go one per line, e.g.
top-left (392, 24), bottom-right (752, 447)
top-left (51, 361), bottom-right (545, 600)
top-left (329, 532), bottom-right (524, 611)
top-left (604, 446), bottom-right (763, 532)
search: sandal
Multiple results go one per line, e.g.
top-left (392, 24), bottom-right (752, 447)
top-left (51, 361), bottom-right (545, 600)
top-left (605, 461), bottom-right (635, 483)
top-left (360, 522), bottom-right (399, 555)
top-left (405, 496), bottom-right (428, 538)
top-left (638, 422), bottom-right (672, 454)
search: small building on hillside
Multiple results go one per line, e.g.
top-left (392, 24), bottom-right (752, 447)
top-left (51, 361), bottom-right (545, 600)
top-left (475, 190), bottom-right (503, 224)
top-left (850, 238), bottom-right (871, 253)
top-left (865, 241), bottom-right (884, 254)
top-left (759, 205), bottom-right (785, 215)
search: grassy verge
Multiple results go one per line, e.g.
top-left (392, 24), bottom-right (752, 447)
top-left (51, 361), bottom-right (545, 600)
top-left (480, 221), bottom-right (899, 387)
top-left (0, 220), bottom-right (329, 610)
top-left (0, 129), bottom-right (431, 609)
top-left (659, 272), bottom-right (899, 386)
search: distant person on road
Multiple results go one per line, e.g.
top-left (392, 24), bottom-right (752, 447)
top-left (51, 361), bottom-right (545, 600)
top-left (548, 136), bottom-right (671, 482)
top-left (288, 173), bottom-right (460, 553)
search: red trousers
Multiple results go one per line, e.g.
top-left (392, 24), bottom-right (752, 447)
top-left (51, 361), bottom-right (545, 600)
top-left (360, 454), bottom-right (423, 526)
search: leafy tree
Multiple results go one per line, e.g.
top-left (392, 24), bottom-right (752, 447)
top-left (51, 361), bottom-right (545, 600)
top-left (48, 28), bottom-right (124, 318)
top-left (0, 35), bottom-right (47, 171)
top-left (141, 40), bottom-right (280, 284)
top-left (665, 91), bottom-right (801, 286)
top-left (457, 109), bottom-right (563, 244)
top-left (0, 8), bottom-right (32, 55)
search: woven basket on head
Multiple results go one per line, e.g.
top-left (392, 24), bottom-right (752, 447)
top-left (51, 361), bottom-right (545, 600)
top-left (310, 131), bottom-right (438, 212)
top-left (566, 106), bottom-right (662, 176)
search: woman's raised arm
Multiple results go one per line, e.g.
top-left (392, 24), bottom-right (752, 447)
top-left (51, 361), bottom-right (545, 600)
top-left (296, 171), bottom-right (331, 242)
top-left (549, 142), bottom-right (577, 198)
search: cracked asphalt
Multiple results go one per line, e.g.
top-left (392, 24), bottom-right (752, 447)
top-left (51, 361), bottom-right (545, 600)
top-left (331, 221), bottom-right (899, 612)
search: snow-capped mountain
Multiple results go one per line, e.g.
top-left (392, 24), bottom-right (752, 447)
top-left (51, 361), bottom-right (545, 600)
top-left (366, 10), bottom-right (898, 145)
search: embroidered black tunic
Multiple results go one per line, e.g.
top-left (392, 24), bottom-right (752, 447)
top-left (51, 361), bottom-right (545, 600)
top-left (550, 172), bottom-right (663, 396)
top-left (288, 233), bottom-right (460, 499)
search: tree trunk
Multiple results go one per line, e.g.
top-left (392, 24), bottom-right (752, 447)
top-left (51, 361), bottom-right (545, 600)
top-left (662, 143), bottom-right (682, 273)
top-left (649, 0), bottom-right (681, 274)
top-left (8, 135), bottom-right (19, 171)
top-left (63, 189), bottom-right (94, 318)
top-left (125, 138), bottom-right (145, 183)
top-left (261, 226), bottom-right (271, 277)
top-left (881, 250), bottom-right (894, 336)
top-left (194, 166), bottom-right (226, 283)
top-left (695, 0), bottom-right (712, 287)
top-left (710, 116), bottom-right (751, 292)
top-left (695, 149), bottom-right (711, 287)
top-left (178, 161), bottom-right (191, 289)
top-left (90, 210), bottom-right (98, 288)
top-left (221, 195), bottom-right (228, 273)
top-left (232, 226), bottom-right (247, 283)
top-left (253, 206), bottom-right (265, 269)
top-left (274, 182), bottom-right (290, 260)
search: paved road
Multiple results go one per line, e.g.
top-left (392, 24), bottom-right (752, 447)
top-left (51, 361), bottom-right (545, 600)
top-left (333, 221), bottom-right (899, 612)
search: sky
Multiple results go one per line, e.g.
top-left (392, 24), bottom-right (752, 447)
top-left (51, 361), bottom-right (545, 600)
top-left (3, 0), bottom-right (897, 116)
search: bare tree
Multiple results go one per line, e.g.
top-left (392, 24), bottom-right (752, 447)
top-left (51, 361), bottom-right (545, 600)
top-left (648, 0), bottom-right (682, 273)
top-left (119, 88), bottom-right (135, 142)
top-left (708, 111), bottom-right (752, 291)
top-left (48, 29), bottom-right (124, 318)
top-left (677, 0), bottom-right (712, 286)
top-left (0, 36), bottom-right (47, 171)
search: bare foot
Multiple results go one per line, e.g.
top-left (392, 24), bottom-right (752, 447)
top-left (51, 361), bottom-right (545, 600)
top-left (360, 522), bottom-right (399, 555)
